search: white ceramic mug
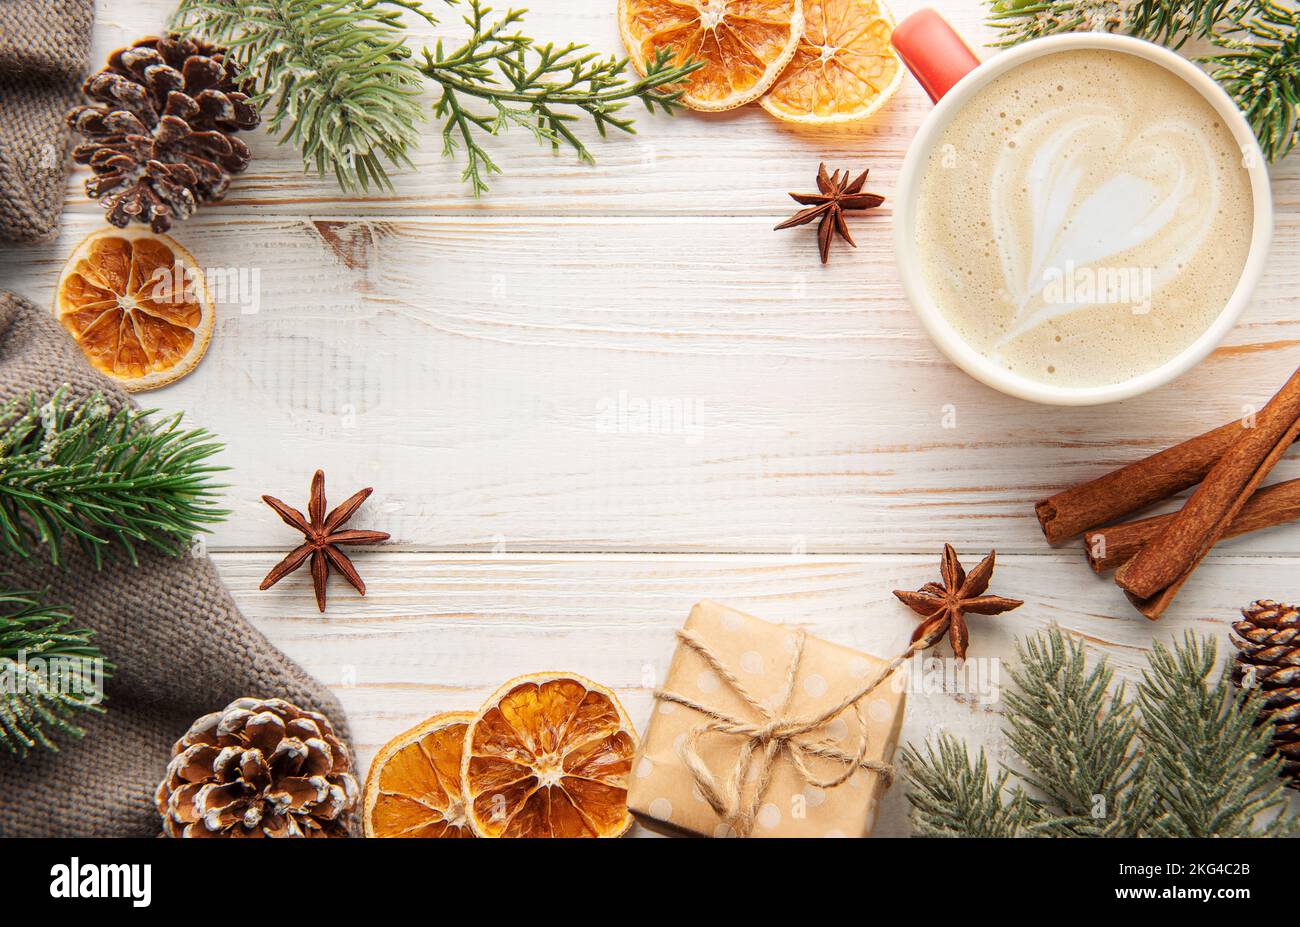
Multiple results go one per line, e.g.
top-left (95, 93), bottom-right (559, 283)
top-left (890, 9), bottom-right (1274, 405)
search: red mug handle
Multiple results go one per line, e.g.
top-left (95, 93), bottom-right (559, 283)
top-left (891, 8), bottom-right (981, 103)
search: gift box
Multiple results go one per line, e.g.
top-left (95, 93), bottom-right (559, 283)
top-left (628, 601), bottom-right (906, 838)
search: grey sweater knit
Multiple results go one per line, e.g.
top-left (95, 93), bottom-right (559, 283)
top-left (0, 1), bottom-right (354, 836)
top-left (0, 0), bottom-right (93, 243)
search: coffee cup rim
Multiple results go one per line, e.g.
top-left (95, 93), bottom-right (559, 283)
top-left (893, 32), bottom-right (1274, 406)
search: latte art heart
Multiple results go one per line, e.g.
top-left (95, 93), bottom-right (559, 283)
top-left (993, 111), bottom-right (1218, 345)
top-left (915, 50), bottom-right (1253, 388)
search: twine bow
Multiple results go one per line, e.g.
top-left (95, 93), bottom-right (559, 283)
top-left (653, 628), bottom-right (927, 837)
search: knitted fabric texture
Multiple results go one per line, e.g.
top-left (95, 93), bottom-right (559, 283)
top-left (0, 293), bottom-right (354, 836)
top-left (0, 0), bottom-right (93, 242)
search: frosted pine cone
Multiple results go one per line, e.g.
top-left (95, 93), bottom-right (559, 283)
top-left (67, 34), bottom-right (259, 232)
top-left (1232, 599), bottom-right (1300, 788)
top-left (156, 697), bottom-right (359, 837)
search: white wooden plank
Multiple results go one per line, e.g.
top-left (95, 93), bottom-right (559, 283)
top-left (5, 211), bottom-right (1299, 553)
top-left (210, 550), bottom-right (1295, 836)
top-left (9, 0), bottom-right (1296, 841)
top-left (77, 0), bottom-right (1300, 216)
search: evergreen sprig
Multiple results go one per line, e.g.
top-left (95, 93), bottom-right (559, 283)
top-left (901, 734), bottom-right (1037, 836)
top-left (902, 628), bottom-right (1295, 837)
top-left (1128, 0), bottom-right (1255, 45)
top-left (986, 0), bottom-right (1127, 46)
top-left (1138, 634), bottom-right (1293, 836)
top-left (422, 1), bottom-right (700, 195)
top-left (1202, 0), bottom-right (1300, 162)
top-left (985, 0), bottom-right (1299, 161)
top-left (170, 0), bottom-right (702, 194)
top-left (1001, 631), bottom-right (1154, 836)
top-left (0, 589), bottom-right (109, 756)
top-left (0, 389), bottom-right (227, 568)
top-left (172, 0), bottom-right (435, 192)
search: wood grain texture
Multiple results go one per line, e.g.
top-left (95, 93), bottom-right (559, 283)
top-left (211, 551), bottom-right (1290, 837)
top-left (2, 0), bottom-right (1298, 836)
top-left (76, 0), bottom-right (1300, 216)
top-left (4, 210), bottom-right (1298, 554)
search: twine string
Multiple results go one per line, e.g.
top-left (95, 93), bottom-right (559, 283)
top-left (653, 627), bottom-right (927, 836)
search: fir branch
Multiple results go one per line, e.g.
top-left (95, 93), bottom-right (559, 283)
top-left (1203, 0), bottom-right (1300, 161)
top-left (983, 0), bottom-right (1299, 162)
top-left (171, 0), bottom-right (703, 195)
top-left (986, 0), bottom-right (1127, 47)
top-left (1002, 630), bottom-right (1152, 836)
top-left (0, 589), bottom-right (109, 757)
top-left (984, 0), bottom-right (1246, 46)
top-left (420, 1), bottom-right (701, 194)
top-left (1137, 632), bottom-right (1293, 836)
top-left (901, 733), bottom-right (1036, 836)
top-left (0, 389), bottom-right (227, 568)
top-left (1128, 0), bottom-right (1255, 45)
top-left (172, 0), bottom-right (434, 192)
top-left (902, 629), bottom-right (1296, 837)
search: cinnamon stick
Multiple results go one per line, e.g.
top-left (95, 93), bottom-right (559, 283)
top-left (1034, 418), bottom-right (1248, 544)
top-left (1115, 367), bottom-right (1300, 620)
top-left (1084, 478), bottom-right (1300, 573)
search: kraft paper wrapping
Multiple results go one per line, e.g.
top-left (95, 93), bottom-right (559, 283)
top-left (628, 601), bottom-right (906, 838)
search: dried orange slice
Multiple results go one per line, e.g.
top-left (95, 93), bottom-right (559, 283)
top-left (462, 673), bottom-right (638, 837)
top-left (363, 712), bottom-right (475, 838)
top-left (53, 227), bottom-right (213, 392)
top-left (760, 0), bottom-right (901, 123)
top-left (619, 0), bottom-right (805, 111)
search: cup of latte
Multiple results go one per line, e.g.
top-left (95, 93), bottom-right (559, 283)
top-left (890, 9), bottom-right (1273, 405)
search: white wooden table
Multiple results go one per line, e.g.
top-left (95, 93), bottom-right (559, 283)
top-left (3, 0), bottom-right (1297, 836)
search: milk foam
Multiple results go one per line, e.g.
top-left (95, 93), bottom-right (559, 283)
top-left (914, 50), bottom-right (1254, 388)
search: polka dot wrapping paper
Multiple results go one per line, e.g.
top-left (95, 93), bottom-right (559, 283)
top-left (627, 600), bottom-right (906, 838)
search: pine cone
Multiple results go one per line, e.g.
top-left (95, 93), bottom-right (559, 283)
top-left (1232, 599), bottom-right (1300, 788)
top-left (67, 34), bottom-right (260, 233)
top-left (155, 697), bottom-right (359, 837)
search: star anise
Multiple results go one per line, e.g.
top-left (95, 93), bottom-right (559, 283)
top-left (775, 163), bottom-right (885, 263)
top-left (260, 470), bottom-right (390, 612)
top-left (893, 544), bottom-right (1023, 660)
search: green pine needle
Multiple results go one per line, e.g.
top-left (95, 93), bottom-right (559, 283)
top-left (984, 0), bottom-right (1299, 162)
top-left (1202, 0), bottom-right (1300, 162)
top-left (901, 733), bottom-right (1036, 837)
top-left (1128, 0), bottom-right (1256, 46)
top-left (1002, 631), bottom-right (1153, 836)
top-left (985, 0), bottom-right (1127, 46)
top-left (0, 589), bottom-right (110, 757)
top-left (171, 0), bottom-right (703, 195)
top-left (1138, 632), bottom-right (1292, 836)
top-left (172, 0), bottom-right (435, 192)
top-left (421, 2), bottom-right (701, 195)
top-left (903, 628), bottom-right (1296, 837)
top-left (0, 388), bottom-right (227, 568)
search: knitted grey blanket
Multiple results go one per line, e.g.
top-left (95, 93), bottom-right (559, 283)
top-left (0, 293), bottom-right (354, 836)
top-left (0, 0), bottom-right (93, 242)
top-left (0, 0), bottom-right (353, 837)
